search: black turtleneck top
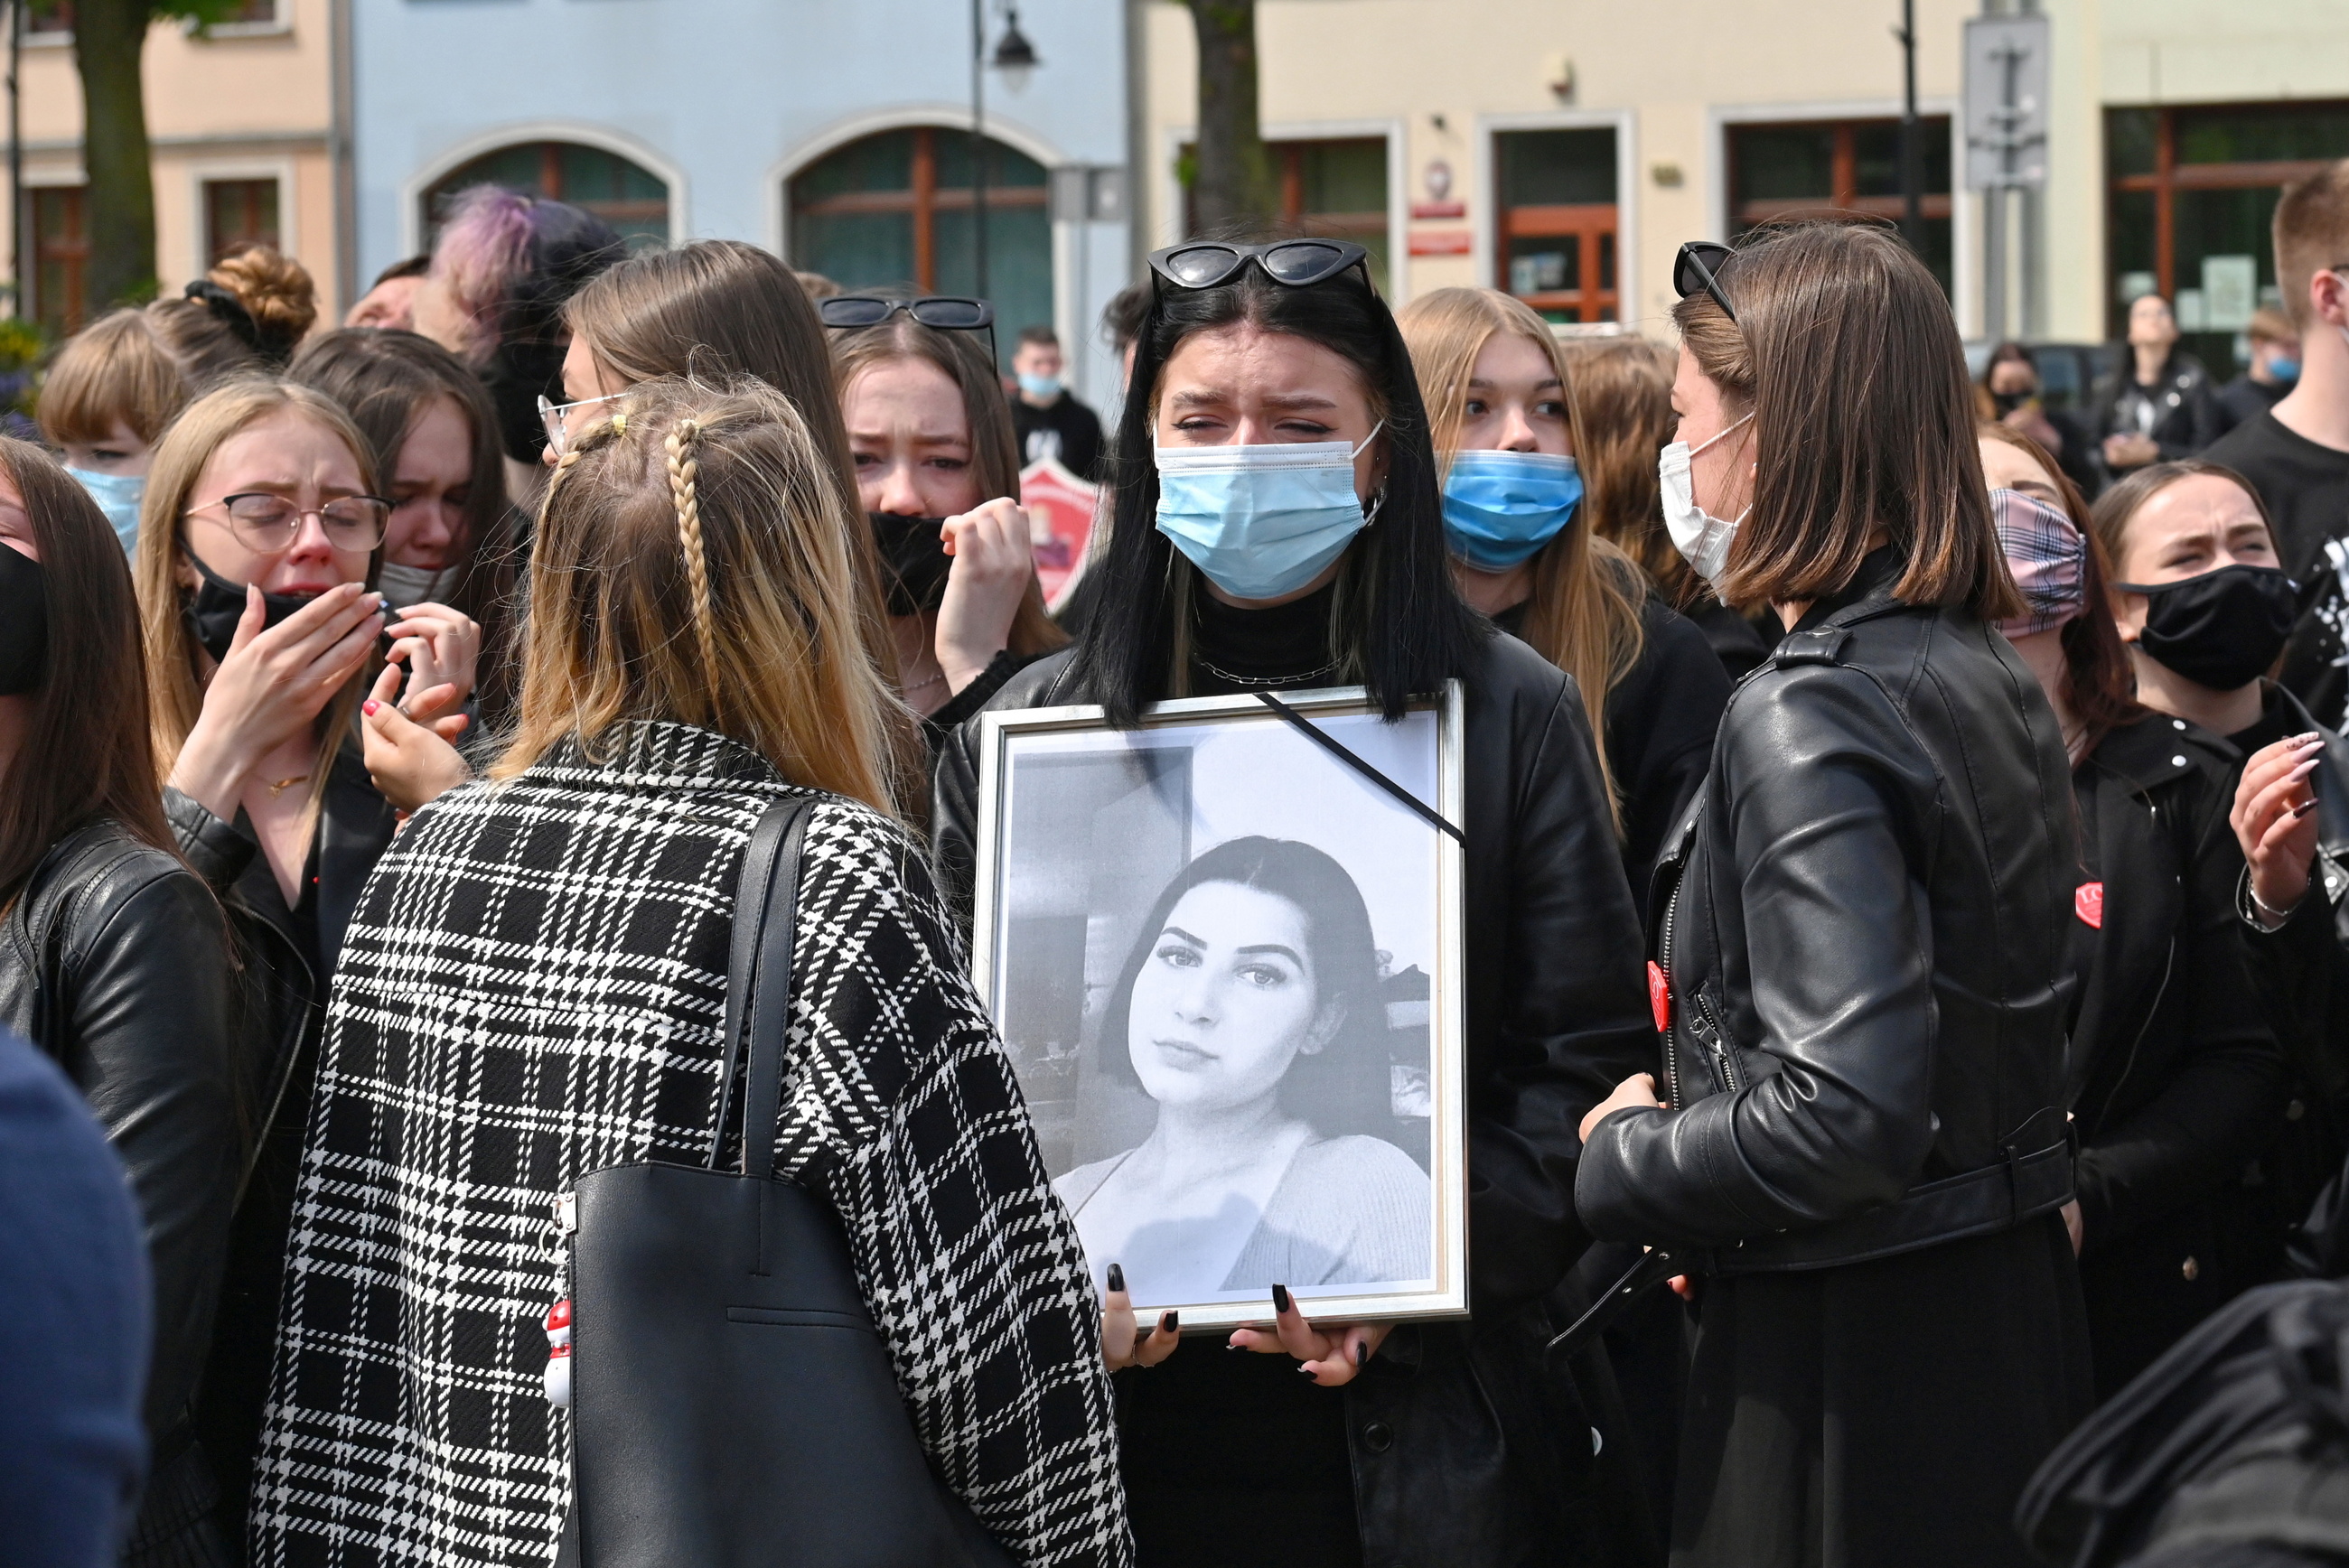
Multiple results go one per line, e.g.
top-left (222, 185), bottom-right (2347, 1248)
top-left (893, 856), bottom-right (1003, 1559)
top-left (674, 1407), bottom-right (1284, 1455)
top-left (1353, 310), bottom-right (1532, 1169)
top-left (1187, 583), bottom-right (1343, 694)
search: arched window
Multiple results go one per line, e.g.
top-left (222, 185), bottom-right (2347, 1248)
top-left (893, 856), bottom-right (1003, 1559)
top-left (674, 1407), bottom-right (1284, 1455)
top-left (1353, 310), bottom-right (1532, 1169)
top-left (788, 126), bottom-right (1052, 369)
top-left (422, 141), bottom-right (669, 250)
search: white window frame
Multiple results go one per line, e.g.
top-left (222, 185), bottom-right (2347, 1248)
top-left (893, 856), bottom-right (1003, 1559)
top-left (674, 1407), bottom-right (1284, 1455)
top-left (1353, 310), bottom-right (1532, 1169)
top-left (400, 121), bottom-right (688, 257)
top-left (1706, 97), bottom-right (1976, 338)
top-left (1152, 117), bottom-right (1407, 303)
top-left (769, 106), bottom-right (1072, 343)
top-left (1475, 108), bottom-right (1638, 328)
top-left (188, 159), bottom-right (296, 276)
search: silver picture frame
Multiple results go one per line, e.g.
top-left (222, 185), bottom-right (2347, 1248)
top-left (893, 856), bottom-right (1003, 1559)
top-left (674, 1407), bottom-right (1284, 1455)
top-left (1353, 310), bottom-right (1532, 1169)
top-left (970, 683), bottom-right (1468, 1330)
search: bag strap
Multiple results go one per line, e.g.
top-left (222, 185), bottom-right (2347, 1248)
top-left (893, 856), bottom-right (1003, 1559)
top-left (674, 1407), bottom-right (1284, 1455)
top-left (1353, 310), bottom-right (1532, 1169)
top-left (706, 795), bottom-right (819, 1175)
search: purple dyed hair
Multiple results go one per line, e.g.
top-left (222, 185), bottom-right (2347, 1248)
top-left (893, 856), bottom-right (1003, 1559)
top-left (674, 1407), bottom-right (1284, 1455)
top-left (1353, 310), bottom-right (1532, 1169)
top-left (428, 186), bottom-right (538, 354)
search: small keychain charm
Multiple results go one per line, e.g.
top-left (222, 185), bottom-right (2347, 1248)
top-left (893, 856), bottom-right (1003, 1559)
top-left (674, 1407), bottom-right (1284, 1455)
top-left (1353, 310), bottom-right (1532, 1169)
top-left (544, 1297), bottom-right (572, 1408)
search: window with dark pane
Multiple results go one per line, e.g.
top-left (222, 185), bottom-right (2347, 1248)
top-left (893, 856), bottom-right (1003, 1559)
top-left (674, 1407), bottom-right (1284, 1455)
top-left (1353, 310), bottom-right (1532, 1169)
top-left (1495, 127), bottom-right (1617, 322)
top-left (204, 179), bottom-right (280, 266)
top-left (32, 185), bottom-right (89, 337)
top-left (788, 127), bottom-right (1053, 369)
top-left (2105, 102), bottom-right (2349, 369)
top-left (1726, 117), bottom-right (1953, 298)
top-left (423, 142), bottom-right (670, 252)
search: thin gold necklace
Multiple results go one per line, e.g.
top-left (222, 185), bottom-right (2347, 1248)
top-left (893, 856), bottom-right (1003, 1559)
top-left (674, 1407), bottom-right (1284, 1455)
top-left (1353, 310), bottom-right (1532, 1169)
top-left (265, 774), bottom-right (311, 797)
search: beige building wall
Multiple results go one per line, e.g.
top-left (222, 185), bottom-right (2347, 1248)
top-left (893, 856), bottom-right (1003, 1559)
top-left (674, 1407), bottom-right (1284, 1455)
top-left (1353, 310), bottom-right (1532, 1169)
top-left (1143, 0), bottom-right (2343, 345)
top-left (6, 0), bottom-right (342, 325)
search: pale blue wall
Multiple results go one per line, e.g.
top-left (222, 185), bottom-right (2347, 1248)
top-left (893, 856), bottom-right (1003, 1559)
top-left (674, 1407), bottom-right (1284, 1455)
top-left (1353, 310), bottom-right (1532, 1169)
top-left (351, 0), bottom-right (1134, 410)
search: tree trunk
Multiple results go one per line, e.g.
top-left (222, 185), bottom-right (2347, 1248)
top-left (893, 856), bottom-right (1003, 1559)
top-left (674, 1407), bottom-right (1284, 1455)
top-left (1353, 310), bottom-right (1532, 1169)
top-left (1184, 0), bottom-right (1277, 236)
top-left (73, 0), bottom-right (157, 311)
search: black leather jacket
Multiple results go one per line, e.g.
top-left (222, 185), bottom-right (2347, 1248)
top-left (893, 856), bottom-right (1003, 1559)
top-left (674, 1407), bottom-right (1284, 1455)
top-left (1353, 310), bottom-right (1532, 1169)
top-left (932, 630), bottom-right (1655, 1566)
top-left (0, 818), bottom-right (245, 1554)
top-left (1578, 551), bottom-right (2079, 1272)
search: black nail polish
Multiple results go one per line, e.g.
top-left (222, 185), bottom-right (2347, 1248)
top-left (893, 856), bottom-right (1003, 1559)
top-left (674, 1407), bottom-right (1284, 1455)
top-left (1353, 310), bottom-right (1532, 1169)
top-left (1298, 1365), bottom-right (1319, 1380)
top-left (1225, 1340), bottom-right (1244, 1351)
top-left (1272, 1283), bottom-right (1291, 1314)
top-left (1160, 1311), bottom-right (1179, 1334)
top-left (1352, 1341), bottom-right (1367, 1367)
top-left (1107, 1263), bottom-right (1125, 1293)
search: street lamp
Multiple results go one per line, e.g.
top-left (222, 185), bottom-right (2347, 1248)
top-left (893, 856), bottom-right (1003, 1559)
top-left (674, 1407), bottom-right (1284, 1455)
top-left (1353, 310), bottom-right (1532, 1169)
top-left (992, 8), bottom-right (1039, 96)
top-left (969, 1), bottom-right (1043, 313)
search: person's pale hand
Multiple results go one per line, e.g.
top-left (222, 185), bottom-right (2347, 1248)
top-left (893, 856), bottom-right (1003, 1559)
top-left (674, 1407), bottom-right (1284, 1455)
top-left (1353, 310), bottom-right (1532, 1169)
top-left (2232, 733), bottom-right (2326, 926)
top-left (384, 599), bottom-right (481, 709)
top-left (1101, 1264), bottom-right (1180, 1371)
top-left (1230, 1283), bottom-right (1390, 1386)
top-left (360, 664), bottom-right (472, 812)
top-left (1578, 1071), bottom-right (1663, 1144)
top-left (2061, 1199), bottom-right (2084, 1255)
top-left (934, 498), bottom-right (1034, 694)
top-left (170, 582), bottom-right (386, 818)
top-left (2103, 432), bottom-right (2158, 469)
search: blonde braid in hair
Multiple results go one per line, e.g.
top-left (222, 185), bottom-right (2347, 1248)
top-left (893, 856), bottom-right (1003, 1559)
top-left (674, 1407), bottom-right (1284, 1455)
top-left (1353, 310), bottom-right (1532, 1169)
top-left (666, 418), bottom-right (722, 705)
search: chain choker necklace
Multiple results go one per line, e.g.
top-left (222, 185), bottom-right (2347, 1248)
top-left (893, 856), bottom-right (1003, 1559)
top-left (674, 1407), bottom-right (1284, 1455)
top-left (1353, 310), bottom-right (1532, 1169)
top-left (1190, 651), bottom-right (1344, 689)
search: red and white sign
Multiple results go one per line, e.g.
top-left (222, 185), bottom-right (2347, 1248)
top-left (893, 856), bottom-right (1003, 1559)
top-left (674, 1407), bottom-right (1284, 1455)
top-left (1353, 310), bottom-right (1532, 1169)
top-left (1408, 229), bottom-right (1474, 257)
top-left (1018, 456), bottom-right (1102, 611)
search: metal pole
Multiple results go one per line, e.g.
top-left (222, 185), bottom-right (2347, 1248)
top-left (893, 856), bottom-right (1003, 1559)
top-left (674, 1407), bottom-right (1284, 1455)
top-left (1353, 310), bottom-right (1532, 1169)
top-left (971, 0), bottom-right (989, 307)
top-left (1984, 188), bottom-right (2007, 341)
top-left (1899, 0), bottom-right (1923, 252)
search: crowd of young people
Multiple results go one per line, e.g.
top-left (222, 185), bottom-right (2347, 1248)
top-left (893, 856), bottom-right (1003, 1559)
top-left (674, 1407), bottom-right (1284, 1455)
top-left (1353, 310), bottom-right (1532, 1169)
top-left (11, 159), bottom-right (2349, 1568)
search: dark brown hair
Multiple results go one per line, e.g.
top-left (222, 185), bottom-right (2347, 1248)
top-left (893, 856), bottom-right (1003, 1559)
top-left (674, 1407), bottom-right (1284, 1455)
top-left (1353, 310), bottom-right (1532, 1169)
top-left (1979, 422), bottom-right (2141, 753)
top-left (1566, 334), bottom-right (1686, 601)
top-left (1673, 222), bottom-right (2021, 621)
top-left (828, 313), bottom-right (1068, 660)
top-left (0, 437), bottom-right (176, 910)
top-left (288, 327), bottom-right (525, 725)
top-left (2089, 459), bottom-right (2281, 583)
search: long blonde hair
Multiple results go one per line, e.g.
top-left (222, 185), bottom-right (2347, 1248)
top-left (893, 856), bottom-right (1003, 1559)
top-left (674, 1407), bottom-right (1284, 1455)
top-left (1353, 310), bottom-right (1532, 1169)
top-left (136, 378), bottom-right (379, 820)
top-left (492, 377), bottom-right (913, 821)
top-left (1397, 287), bottom-right (1644, 827)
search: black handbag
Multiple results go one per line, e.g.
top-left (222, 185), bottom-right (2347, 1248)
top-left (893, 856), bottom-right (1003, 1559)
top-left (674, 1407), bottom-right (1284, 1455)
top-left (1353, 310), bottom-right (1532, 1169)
top-left (563, 795), bottom-right (1017, 1567)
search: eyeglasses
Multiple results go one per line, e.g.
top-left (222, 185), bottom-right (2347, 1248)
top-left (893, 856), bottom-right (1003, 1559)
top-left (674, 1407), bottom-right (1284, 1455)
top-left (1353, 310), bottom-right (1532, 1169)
top-left (1673, 241), bottom-right (1739, 324)
top-left (538, 390), bottom-right (628, 458)
top-left (819, 294), bottom-right (998, 367)
top-left (189, 492), bottom-right (390, 553)
top-left (1147, 238), bottom-right (1370, 293)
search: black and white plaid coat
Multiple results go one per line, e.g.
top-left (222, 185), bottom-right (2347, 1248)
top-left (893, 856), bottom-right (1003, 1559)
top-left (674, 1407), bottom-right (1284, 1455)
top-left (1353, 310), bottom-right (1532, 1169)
top-left (248, 722), bottom-right (1129, 1568)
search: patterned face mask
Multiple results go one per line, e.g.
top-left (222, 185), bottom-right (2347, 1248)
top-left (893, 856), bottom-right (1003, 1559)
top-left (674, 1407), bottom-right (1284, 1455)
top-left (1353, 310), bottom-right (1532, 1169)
top-left (1991, 489), bottom-right (2089, 640)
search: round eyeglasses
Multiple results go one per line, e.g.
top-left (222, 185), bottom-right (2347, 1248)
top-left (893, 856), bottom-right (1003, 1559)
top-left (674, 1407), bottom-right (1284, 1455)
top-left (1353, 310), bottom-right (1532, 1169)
top-left (189, 492), bottom-right (390, 554)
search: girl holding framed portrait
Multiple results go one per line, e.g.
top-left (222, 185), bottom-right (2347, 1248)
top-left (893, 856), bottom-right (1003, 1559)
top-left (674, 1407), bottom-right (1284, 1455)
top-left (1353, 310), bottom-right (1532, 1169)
top-left (932, 238), bottom-right (1653, 1567)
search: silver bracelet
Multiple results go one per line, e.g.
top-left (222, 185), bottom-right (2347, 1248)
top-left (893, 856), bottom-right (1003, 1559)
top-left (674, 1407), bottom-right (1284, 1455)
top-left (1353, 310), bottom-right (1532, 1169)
top-left (2250, 881), bottom-right (2306, 926)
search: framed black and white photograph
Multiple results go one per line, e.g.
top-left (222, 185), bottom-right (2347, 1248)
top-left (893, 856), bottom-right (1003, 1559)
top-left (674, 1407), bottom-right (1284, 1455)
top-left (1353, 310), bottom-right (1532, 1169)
top-left (970, 685), bottom-right (1468, 1330)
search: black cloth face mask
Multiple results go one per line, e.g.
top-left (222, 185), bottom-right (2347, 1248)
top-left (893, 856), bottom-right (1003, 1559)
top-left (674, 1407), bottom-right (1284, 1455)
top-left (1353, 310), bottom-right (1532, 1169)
top-left (0, 542), bottom-right (46, 695)
top-left (866, 512), bottom-right (955, 617)
top-left (182, 549), bottom-right (321, 663)
top-left (2117, 561), bottom-right (2298, 691)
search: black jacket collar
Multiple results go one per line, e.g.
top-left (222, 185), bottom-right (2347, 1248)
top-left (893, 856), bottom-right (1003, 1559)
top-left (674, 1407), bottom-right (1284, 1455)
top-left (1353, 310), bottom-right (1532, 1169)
top-left (1790, 546), bottom-right (1906, 638)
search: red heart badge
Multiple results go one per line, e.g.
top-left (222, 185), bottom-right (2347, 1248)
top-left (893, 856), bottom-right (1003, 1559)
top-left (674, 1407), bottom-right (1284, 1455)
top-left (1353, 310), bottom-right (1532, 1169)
top-left (1647, 960), bottom-right (1671, 1032)
top-left (2074, 882), bottom-right (2103, 929)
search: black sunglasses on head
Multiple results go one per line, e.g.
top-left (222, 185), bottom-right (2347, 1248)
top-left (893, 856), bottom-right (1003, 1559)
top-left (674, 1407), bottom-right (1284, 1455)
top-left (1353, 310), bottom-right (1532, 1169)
top-left (1148, 238), bottom-right (1370, 294)
top-left (1673, 241), bottom-right (1738, 324)
top-left (819, 294), bottom-right (997, 364)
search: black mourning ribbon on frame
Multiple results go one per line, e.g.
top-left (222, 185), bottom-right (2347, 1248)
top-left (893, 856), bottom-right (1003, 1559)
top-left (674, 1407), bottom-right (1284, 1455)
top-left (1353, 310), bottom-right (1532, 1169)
top-left (1251, 691), bottom-right (1465, 846)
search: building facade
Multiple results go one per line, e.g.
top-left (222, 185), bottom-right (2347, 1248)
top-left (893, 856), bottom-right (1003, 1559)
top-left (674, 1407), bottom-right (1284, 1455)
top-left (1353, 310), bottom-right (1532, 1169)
top-left (6, 0), bottom-right (350, 334)
top-left (1139, 0), bottom-right (2349, 376)
top-left (347, 0), bottom-right (1134, 407)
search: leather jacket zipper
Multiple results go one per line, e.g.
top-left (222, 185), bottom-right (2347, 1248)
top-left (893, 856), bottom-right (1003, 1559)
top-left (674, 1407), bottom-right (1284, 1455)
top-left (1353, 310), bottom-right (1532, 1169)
top-left (1659, 880), bottom-right (1684, 1111)
top-left (1691, 988), bottom-right (1741, 1095)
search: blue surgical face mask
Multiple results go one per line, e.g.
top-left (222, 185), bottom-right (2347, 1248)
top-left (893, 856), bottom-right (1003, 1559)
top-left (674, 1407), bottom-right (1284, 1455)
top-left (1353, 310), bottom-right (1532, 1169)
top-left (1154, 425), bottom-right (1382, 602)
top-left (1442, 450), bottom-right (1583, 571)
top-left (1017, 372), bottom-right (1063, 400)
top-left (2270, 357), bottom-right (2301, 384)
top-left (67, 467), bottom-right (145, 555)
